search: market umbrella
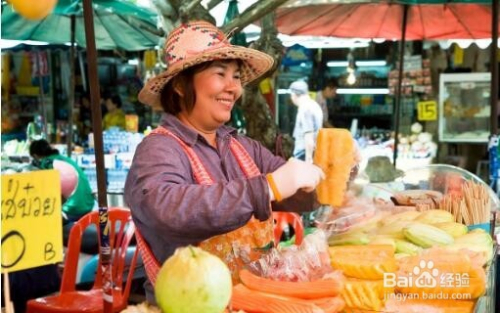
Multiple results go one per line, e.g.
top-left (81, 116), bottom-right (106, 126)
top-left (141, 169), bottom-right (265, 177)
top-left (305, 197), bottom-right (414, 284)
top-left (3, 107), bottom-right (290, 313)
top-left (276, 1), bottom-right (497, 40)
top-left (276, 0), bottom-right (499, 167)
top-left (1, 0), bottom-right (163, 51)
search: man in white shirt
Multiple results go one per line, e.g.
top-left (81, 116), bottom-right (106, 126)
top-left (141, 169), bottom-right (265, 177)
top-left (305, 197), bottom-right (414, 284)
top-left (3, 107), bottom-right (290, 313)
top-left (290, 80), bottom-right (323, 163)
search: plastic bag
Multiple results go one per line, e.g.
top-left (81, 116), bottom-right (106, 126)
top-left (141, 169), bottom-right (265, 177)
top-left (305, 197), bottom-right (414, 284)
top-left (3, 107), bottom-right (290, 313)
top-left (245, 229), bottom-right (334, 282)
top-left (314, 194), bottom-right (378, 236)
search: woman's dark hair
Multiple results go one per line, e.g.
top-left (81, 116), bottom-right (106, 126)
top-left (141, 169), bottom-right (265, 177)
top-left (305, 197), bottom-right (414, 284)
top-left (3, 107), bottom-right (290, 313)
top-left (106, 94), bottom-right (122, 108)
top-left (29, 139), bottom-right (59, 157)
top-left (160, 59), bottom-right (242, 115)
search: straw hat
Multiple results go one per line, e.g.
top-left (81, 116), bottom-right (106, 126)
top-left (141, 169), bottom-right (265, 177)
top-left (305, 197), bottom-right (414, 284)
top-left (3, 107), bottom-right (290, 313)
top-left (138, 20), bottom-right (275, 109)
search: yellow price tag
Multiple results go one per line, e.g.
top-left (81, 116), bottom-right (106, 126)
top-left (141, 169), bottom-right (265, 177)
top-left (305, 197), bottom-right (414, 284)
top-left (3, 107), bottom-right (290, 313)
top-left (417, 101), bottom-right (437, 121)
top-left (1, 170), bottom-right (63, 273)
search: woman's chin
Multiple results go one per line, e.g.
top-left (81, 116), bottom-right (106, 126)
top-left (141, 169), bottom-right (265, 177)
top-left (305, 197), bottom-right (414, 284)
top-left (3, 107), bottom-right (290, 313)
top-left (215, 114), bottom-right (231, 125)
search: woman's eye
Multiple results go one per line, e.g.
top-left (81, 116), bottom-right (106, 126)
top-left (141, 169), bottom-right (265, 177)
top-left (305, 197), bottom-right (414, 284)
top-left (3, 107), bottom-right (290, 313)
top-left (233, 74), bottom-right (241, 80)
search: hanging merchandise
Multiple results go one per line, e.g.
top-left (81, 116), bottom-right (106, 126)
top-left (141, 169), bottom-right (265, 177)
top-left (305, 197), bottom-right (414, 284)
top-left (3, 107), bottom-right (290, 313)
top-left (30, 51), bottom-right (49, 77)
top-left (29, 51), bottom-right (50, 93)
top-left (143, 50), bottom-right (157, 72)
top-left (17, 52), bottom-right (33, 87)
top-left (259, 77), bottom-right (275, 117)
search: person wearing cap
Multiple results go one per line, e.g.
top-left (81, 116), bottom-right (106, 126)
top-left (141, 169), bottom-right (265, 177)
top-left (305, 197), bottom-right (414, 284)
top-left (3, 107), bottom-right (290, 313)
top-left (124, 21), bottom-right (325, 303)
top-left (290, 80), bottom-right (323, 163)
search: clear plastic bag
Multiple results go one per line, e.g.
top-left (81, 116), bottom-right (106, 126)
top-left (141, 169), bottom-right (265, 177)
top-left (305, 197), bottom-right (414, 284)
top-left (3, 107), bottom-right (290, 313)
top-left (245, 229), bottom-right (334, 282)
top-left (314, 194), bottom-right (378, 236)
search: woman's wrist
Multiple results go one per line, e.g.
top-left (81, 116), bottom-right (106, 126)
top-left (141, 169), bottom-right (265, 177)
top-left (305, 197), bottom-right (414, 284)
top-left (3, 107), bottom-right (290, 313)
top-left (266, 173), bottom-right (282, 202)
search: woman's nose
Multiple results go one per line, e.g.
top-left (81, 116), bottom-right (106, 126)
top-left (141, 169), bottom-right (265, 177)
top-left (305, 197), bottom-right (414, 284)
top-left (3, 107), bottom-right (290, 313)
top-left (225, 77), bottom-right (241, 92)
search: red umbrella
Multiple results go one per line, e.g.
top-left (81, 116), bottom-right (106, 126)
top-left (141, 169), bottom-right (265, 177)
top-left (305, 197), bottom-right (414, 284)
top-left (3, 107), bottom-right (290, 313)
top-left (276, 2), bottom-right (498, 40)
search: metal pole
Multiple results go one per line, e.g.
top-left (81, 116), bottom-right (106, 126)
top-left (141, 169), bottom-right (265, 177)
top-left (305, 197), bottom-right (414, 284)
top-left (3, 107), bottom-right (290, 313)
top-left (82, 1), bottom-right (112, 312)
top-left (67, 15), bottom-right (76, 157)
top-left (392, 4), bottom-right (409, 168)
top-left (36, 50), bottom-right (48, 140)
top-left (490, 0), bottom-right (499, 135)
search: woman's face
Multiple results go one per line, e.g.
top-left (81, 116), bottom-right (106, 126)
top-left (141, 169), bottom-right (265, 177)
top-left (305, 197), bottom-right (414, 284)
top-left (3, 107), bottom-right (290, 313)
top-left (105, 99), bottom-right (116, 112)
top-left (187, 60), bottom-right (242, 130)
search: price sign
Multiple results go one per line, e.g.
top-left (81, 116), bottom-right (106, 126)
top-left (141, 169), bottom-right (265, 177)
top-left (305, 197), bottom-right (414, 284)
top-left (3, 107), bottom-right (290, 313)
top-left (417, 101), bottom-right (437, 121)
top-left (1, 170), bottom-right (63, 273)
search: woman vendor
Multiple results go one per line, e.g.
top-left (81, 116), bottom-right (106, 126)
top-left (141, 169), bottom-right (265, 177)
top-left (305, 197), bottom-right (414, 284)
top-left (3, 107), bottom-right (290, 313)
top-left (124, 21), bottom-right (326, 304)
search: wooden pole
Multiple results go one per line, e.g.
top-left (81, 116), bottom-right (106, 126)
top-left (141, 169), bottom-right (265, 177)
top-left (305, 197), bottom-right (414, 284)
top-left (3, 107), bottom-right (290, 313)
top-left (392, 4), bottom-right (409, 169)
top-left (36, 50), bottom-right (48, 140)
top-left (66, 15), bottom-right (76, 157)
top-left (82, 1), bottom-right (112, 312)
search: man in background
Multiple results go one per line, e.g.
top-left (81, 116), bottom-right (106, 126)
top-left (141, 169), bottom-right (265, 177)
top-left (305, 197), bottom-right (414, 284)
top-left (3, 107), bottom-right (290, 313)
top-left (315, 78), bottom-right (338, 127)
top-left (290, 80), bottom-right (323, 163)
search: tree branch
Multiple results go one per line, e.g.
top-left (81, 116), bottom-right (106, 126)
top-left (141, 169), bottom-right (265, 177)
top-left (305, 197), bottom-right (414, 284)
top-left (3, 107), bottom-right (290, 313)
top-left (206, 0), bottom-right (225, 11)
top-left (220, 0), bottom-right (288, 34)
top-left (166, 0), bottom-right (215, 25)
top-left (179, 0), bottom-right (203, 17)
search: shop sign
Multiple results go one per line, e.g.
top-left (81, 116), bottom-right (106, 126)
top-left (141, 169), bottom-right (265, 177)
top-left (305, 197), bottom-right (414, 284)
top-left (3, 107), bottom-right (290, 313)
top-left (1, 170), bottom-right (63, 273)
top-left (403, 55), bottom-right (422, 71)
top-left (417, 101), bottom-right (437, 121)
top-left (282, 44), bottom-right (311, 66)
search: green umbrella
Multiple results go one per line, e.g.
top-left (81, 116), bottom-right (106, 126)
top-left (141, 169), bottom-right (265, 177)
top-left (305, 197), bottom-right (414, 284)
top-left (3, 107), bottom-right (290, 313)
top-left (1, 0), bottom-right (163, 51)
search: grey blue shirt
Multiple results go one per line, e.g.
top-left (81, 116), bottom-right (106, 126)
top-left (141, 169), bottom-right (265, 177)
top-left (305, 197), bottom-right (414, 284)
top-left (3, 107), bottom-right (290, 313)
top-left (124, 113), bottom-right (316, 302)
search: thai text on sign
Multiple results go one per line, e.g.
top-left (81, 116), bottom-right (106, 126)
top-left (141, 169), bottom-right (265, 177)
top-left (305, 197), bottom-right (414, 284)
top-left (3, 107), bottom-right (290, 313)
top-left (1, 170), bottom-right (63, 273)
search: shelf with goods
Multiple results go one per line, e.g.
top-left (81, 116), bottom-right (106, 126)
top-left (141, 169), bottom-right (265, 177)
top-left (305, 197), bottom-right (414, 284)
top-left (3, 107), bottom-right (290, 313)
top-left (77, 129), bottom-right (144, 195)
top-left (438, 72), bottom-right (491, 143)
top-left (328, 65), bottom-right (395, 131)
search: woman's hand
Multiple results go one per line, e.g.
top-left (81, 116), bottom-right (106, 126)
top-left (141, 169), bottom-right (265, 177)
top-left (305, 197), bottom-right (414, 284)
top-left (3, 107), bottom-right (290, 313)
top-left (267, 158), bottom-right (325, 201)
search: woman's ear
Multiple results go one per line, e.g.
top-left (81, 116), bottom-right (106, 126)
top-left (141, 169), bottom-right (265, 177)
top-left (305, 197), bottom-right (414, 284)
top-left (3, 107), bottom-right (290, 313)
top-left (173, 82), bottom-right (184, 97)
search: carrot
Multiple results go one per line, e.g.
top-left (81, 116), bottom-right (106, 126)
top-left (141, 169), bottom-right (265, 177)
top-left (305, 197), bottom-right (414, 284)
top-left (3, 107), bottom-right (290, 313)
top-left (231, 284), bottom-right (345, 313)
top-left (308, 297), bottom-right (346, 313)
top-left (239, 269), bottom-right (344, 299)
